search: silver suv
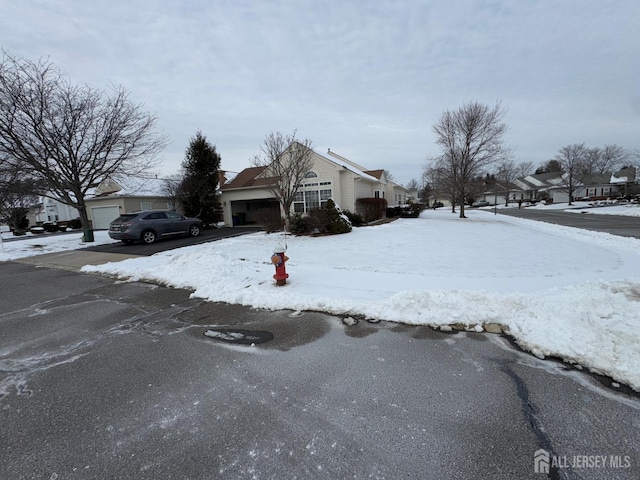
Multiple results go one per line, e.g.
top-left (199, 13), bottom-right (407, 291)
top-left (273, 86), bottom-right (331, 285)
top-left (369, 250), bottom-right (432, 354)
top-left (108, 210), bottom-right (203, 244)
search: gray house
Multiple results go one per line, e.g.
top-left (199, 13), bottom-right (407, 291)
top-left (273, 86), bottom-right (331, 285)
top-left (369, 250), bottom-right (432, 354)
top-left (85, 176), bottom-right (174, 229)
top-left (500, 167), bottom-right (638, 204)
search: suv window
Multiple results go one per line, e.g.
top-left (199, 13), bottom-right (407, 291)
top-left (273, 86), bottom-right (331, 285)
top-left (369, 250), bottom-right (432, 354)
top-left (166, 211), bottom-right (183, 220)
top-left (113, 214), bottom-right (137, 222)
top-left (144, 212), bottom-right (167, 220)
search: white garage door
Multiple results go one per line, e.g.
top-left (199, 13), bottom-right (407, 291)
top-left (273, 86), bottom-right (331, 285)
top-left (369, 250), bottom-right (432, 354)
top-left (91, 206), bottom-right (120, 230)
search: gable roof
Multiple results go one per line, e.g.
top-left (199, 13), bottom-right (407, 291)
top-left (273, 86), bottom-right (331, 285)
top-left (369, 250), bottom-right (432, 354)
top-left (222, 147), bottom-right (383, 191)
top-left (364, 169), bottom-right (385, 180)
top-left (220, 166), bottom-right (278, 190)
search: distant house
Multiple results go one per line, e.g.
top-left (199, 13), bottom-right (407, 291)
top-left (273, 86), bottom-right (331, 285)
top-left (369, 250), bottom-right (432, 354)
top-left (512, 172), bottom-right (565, 203)
top-left (491, 167), bottom-right (639, 204)
top-left (609, 167), bottom-right (638, 199)
top-left (27, 196), bottom-right (79, 226)
top-left (85, 176), bottom-right (174, 229)
top-left (219, 146), bottom-right (402, 227)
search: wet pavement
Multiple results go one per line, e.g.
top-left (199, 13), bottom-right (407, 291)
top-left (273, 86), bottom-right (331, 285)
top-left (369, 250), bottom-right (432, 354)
top-left (1, 262), bottom-right (639, 479)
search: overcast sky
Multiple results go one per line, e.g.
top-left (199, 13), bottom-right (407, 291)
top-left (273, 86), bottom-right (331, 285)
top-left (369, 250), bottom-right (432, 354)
top-left (2, 1), bottom-right (639, 186)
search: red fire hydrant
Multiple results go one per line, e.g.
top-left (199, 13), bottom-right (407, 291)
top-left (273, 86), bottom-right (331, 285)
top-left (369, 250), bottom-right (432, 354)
top-left (271, 244), bottom-right (289, 286)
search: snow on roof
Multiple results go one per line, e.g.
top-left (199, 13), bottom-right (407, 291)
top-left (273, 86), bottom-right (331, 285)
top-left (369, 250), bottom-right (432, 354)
top-left (91, 176), bottom-right (170, 198)
top-left (610, 175), bottom-right (628, 184)
top-left (315, 150), bottom-right (379, 182)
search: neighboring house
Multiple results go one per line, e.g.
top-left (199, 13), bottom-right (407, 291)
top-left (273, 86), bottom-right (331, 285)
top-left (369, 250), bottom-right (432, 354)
top-left (85, 176), bottom-right (174, 229)
top-left (511, 172), bottom-right (565, 203)
top-left (363, 169), bottom-right (410, 206)
top-left (480, 180), bottom-right (520, 206)
top-left (609, 167), bottom-right (638, 199)
top-left (491, 167), bottom-right (638, 204)
top-left (407, 188), bottom-right (420, 203)
top-left (219, 146), bottom-right (395, 227)
top-left (27, 196), bottom-right (79, 226)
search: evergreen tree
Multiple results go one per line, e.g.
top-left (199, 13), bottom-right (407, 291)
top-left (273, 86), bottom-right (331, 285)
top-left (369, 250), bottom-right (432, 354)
top-left (177, 131), bottom-right (221, 226)
top-left (325, 199), bottom-right (352, 234)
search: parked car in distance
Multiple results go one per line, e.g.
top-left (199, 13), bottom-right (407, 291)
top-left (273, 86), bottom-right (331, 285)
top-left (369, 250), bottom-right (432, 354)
top-left (431, 202), bottom-right (444, 208)
top-left (109, 210), bottom-right (203, 244)
top-left (471, 200), bottom-right (490, 208)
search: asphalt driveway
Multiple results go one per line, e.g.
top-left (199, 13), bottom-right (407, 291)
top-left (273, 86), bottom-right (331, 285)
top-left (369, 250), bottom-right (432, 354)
top-left (85, 225), bottom-right (263, 255)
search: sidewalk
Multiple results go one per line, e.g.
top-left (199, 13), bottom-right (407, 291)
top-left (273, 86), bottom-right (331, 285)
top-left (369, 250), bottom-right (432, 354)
top-left (15, 250), bottom-right (143, 272)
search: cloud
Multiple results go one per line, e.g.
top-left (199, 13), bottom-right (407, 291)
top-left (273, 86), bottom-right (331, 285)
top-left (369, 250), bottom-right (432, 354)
top-left (1, 0), bottom-right (639, 185)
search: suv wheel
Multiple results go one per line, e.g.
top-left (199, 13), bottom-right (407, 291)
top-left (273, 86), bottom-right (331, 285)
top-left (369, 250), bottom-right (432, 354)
top-left (189, 224), bottom-right (201, 237)
top-left (141, 230), bottom-right (157, 244)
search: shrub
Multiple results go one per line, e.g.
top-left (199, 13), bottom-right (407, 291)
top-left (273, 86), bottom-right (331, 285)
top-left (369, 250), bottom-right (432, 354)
top-left (289, 212), bottom-right (310, 235)
top-left (399, 204), bottom-right (424, 218)
top-left (305, 208), bottom-right (330, 234)
top-left (343, 210), bottom-right (364, 226)
top-left (325, 199), bottom-right (351, 234)
top-left (386, 206), bottom-right (401, 217)
top-left (256, 208), bottom-right (283, 233)
top-left (356, 198), bottom-right (388, 222)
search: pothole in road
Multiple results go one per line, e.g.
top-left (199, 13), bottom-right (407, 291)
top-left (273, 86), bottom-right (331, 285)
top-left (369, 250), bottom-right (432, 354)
top-left (203, 328), bottom-right (274, 345)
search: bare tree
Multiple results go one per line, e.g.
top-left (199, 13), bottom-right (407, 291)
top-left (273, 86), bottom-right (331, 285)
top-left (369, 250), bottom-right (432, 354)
top-left (162, 173), bottom-right (183, 210)
top-left (423, 154), bottom-right (460, 211)
top-left (406, 178), bottom-right (419, 190)
top-left (0, 52), bottom-right (167, 240)
top-left (384, 169), bottom-right (395, 182)
top-left (555, 143), bottom-right (588, 205)
top-left (515, 161), bottom-right (534, 178)
top-left (584, 145), bottom-right (629, 174)
top-left (251, 131), bottom-right (314, 231)
top-left (0, 157), bottom-right (43, 231)
top-left (432, 101), bottom-right (511, 218)
top-left (495, 159), bottom-right (519, 206)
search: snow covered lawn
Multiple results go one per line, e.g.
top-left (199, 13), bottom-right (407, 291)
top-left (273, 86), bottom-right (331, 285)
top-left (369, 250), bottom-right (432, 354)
top-left (2, 207), bottom-right (639, 391)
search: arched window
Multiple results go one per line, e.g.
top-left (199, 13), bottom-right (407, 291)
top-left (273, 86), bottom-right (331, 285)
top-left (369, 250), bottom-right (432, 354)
top-left (304, 171), bottom-right (318, 179)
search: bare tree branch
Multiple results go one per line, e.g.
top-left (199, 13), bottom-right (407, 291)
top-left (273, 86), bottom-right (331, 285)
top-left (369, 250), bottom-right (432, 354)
top-left (251, 130), bottom-right (314, 231)
top-left (515, 161), bottom-right (534, 178)
top-left (431, 101), bottom-right (511, 217)
top-left (0, 51), bottom-right (168, 239)
top-left (555, 143), bottom-right (588, 205)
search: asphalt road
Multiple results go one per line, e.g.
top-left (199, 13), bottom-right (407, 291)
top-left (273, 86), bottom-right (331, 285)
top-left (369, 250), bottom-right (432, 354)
top-left (1, 262), bottom-right (639, 479)
top-left (495, 207), bottom-right (640, 239)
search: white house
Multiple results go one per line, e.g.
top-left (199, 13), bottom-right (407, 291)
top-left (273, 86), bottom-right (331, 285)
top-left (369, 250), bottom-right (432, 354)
top-left (220, 146), bottom-right (397, 227)
top-left (28, 196), bottom-right (79, 226)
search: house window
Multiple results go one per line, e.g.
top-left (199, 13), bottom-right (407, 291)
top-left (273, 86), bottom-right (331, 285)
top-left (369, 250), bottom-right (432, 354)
top-left (304, 171), bottom-right (318, 178)
top-left (140, 202), bottom-right (152, 211)
top-left (293, 188), bottom-right (333, 213)
top-left (307, 190), bottom-right (320, 210)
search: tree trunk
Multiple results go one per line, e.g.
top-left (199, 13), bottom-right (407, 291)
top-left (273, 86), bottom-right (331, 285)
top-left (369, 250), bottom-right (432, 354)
top-left (77, 203), bottom-right (94, 242)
